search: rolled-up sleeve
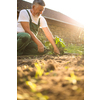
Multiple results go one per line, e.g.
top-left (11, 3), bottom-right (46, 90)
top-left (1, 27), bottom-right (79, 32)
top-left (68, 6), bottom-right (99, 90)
top-left (40, 16), bottom-right (48, 28)
top-left (18, 9), bottom-right (29, 22)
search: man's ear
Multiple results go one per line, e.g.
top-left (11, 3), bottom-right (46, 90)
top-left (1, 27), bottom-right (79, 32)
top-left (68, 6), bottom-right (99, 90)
top-left (32, 5), bottom-right (35, 9)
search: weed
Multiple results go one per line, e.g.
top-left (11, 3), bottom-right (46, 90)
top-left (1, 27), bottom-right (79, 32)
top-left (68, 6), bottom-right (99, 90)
top-left (65, 44), bottom-right (84, 55)
top-left (34, 63), bottom-right (44, 78)
top-left (64, 71), bottom-right (80, 84)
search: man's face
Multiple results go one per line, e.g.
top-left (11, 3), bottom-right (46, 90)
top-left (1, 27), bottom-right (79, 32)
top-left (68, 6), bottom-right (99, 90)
top-left (32, 4), bottom-right (45, 17)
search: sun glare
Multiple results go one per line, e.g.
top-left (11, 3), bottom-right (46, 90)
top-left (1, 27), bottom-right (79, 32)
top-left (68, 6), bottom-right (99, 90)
top-left (23, 0), bottom-right (84, 25)
top-left (44, 0), bottom-right (84, 25)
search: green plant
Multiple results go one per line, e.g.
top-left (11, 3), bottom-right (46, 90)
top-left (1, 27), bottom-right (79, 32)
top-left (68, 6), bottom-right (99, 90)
top-left (64, 71), bottom-right (80, 84)
top-left (26, 81), bottom-right (37, 92)
top-left (25, 81), bottom-right (49, 100)
top-left (65, 44), bottom-right (84, 55)
top-left (36, 93), bottom-right (49, 100)
top-left (38, 34), bottom-right (84, 55)
top-left (55, 36), bottom-right (66, 54)
top-left (34, 63), bottom-right (44, 78)
top-left (45, 36), bottom-right (67, 55)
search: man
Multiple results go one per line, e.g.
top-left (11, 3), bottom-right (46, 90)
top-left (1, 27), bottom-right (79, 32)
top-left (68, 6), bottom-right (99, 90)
top-left (17, 0), bottom-right (60, 56)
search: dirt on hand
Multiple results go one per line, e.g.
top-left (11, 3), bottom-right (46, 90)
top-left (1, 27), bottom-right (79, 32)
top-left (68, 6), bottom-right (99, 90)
top-left (17, 54), bottom-right (84, 100)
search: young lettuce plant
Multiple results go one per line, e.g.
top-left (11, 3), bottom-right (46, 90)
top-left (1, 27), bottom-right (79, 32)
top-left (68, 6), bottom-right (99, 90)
top-left (45, 36), bottom-right (66, 55)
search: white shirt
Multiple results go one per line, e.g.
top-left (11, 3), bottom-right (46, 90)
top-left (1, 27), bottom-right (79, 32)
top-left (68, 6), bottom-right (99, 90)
top-left (17, 9), bottom-right (48, 33)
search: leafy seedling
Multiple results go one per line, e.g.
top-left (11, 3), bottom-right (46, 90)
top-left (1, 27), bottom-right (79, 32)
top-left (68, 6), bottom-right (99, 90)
top-left (34, 63), bottom-right (44, 78)
top-left (45, 36), bottom-right (67, 55)
top-left (65, 66), bottom-right (69, 69)
top-left (64, 71), bottom-right (80, 84)
top-left (36, 93), bottom-right (49, 100)
top-left (26, 81), bottom-right (37, 92)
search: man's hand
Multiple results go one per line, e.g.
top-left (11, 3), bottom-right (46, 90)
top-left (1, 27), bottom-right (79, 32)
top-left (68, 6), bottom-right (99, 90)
top-left (54, 47), bottom-right (60, 55)
top-left (38, 43), bottom-right (44, 53)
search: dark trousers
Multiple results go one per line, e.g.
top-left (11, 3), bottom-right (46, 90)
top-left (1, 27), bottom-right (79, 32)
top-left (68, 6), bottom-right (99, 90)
top-left (17, 32), bottom-right (48, 56)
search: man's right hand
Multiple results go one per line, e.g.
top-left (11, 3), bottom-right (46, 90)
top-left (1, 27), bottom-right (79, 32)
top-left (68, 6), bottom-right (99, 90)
top-left (38, 43), bottom-right (44, 53)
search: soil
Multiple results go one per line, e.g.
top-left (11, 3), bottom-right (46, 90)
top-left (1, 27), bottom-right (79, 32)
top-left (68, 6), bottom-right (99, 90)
top-left (17, 54), bottom-right (84, 100)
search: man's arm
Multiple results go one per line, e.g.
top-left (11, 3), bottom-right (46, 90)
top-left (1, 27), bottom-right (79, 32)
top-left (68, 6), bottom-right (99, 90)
top-left (42, 27), bottom-right (60, 54)
top-left (20, 22), bottom-right (44, 53)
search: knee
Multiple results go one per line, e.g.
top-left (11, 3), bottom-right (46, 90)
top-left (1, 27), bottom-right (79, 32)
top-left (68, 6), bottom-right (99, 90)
top-left (21, 33), bottom-right (31, 42)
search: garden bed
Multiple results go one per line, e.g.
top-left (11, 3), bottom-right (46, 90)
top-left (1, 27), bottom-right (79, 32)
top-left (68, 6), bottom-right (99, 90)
top-left (17, 54), bottom-right (84, 100)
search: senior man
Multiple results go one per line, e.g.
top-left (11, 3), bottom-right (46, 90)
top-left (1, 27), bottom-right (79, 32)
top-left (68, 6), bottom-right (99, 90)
top-left (17, 0), bottom-right (60, 56)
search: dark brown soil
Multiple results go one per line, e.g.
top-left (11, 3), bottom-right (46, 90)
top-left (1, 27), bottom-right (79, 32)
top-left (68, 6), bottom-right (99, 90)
top-left (17, 54), bottom-right (84, 100)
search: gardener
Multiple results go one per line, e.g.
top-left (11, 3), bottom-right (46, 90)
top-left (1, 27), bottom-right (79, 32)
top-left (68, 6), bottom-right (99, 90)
top-left (17, 0), bottom-right (60, 56)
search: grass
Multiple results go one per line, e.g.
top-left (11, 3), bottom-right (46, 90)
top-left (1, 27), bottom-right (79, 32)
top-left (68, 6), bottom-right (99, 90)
top-left (64, 44), bottom-right (84, 55)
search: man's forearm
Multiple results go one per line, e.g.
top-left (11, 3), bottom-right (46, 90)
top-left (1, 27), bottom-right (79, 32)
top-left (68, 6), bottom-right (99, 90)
top-left (20, 22), bottom-right (42, 46)
top-left (42, 27), bottom-right (57, 48)
top-left (46, 34), bottom-right (56, 48)
top-left (25, 30), bottom-right (42, 46)
top-left (42, 27), bottom-right (60, 54)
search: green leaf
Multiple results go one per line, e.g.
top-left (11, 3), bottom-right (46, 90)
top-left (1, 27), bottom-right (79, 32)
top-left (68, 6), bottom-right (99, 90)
top-left (36, 93), bottom-right (49, 100)
top-left (34, 63), bottom-right (44, 78)
top-left (44, 72), bottom-right (49, 75)
top-left (26, 81), bottom-right (37, 92)
top-left (65, 66), bottom-right (69, 69)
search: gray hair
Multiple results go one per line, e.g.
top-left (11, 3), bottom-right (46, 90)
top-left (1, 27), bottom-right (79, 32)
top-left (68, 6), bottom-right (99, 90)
top-left (33, 0), bottom-right (45, 6)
